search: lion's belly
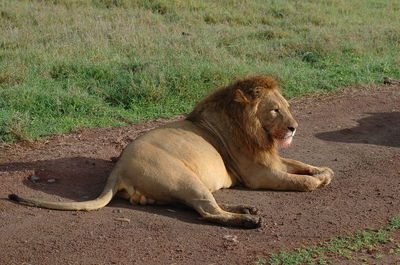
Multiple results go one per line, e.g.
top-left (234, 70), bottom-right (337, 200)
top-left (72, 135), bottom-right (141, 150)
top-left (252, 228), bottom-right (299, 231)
top-left (113, 120), bottom-right (235, 203)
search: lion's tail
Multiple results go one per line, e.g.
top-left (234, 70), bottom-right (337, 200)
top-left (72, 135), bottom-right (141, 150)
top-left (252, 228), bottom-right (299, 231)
top-left (8, 172), bottom-right (119, 211)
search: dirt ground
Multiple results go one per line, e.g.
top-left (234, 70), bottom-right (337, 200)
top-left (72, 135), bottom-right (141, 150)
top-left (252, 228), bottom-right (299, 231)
top-left (1, 84), bottom-right (399, 265)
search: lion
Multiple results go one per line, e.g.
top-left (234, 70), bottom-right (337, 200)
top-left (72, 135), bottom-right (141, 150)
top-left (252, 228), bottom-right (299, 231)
top-left (9, 75), bottom-right (333, 229)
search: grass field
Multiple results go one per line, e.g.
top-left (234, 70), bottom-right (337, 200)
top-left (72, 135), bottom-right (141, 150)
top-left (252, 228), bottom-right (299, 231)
top-left (1, 0), bottom-right (399, 141)
top-left (257, 217), bottom-right (400, 264)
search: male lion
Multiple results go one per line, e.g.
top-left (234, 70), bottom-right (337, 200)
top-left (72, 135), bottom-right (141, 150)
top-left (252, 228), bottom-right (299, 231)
top-left (9, 75), bottom-right (333, 228)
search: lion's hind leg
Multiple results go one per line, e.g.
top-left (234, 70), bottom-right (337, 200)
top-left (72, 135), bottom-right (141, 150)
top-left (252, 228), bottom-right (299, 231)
top-left (177, 178), bottom-right (262, 229)
top-left (195, 201), bottom-right (262, 229)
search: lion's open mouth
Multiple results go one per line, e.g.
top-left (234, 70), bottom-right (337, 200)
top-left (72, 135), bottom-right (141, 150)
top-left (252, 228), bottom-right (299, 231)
top-left (274, 131), bottom-right (295, 148)
top-left (278, 136), bottom-right (293, 148)
top-left (263, 127), bottom-right (295, 148)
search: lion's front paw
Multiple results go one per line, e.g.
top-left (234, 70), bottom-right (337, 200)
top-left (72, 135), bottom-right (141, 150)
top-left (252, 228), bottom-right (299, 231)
top-left (313, 167), bottom-right (334, 186)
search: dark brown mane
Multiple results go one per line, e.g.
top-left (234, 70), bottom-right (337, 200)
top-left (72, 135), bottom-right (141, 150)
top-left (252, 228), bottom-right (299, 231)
top-left (187, 75), bottom-right (279, 155)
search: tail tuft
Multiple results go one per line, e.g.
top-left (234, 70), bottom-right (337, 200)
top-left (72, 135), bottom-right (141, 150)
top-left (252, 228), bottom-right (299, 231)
top-left (8, 194), bottom-right (21, 202)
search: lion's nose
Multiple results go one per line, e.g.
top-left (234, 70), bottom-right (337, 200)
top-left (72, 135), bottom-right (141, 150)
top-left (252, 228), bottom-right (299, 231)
top-left (288, 126), bottom-right (296, 132)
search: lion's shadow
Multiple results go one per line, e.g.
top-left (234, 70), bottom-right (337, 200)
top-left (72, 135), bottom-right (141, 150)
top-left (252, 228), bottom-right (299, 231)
top-left (1, 157), bottom-right (114, 200)
top-left (1, 156), bottom-right (224, 228)
top-left (316, 112), bottom-right (400, 148)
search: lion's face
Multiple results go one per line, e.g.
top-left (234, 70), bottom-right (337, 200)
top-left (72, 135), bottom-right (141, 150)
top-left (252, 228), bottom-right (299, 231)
top-left (188, 75), bottom-right (299, 152)
top-left (257, 89), bottom-right (298, 148)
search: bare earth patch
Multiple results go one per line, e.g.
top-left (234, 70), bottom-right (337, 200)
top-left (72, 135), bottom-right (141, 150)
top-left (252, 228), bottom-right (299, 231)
top-left (1, 84), bottom-right (399, 265)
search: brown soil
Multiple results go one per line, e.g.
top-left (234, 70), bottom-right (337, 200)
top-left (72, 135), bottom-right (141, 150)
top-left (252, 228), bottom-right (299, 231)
top-left (1, 84), bottom-right (399, 265)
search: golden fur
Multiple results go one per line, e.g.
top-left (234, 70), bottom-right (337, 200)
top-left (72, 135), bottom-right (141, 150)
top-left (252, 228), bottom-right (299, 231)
top-left (188, 75), bottom-right (278, 154)
top-left (9, 75), bottom-right (333, 228)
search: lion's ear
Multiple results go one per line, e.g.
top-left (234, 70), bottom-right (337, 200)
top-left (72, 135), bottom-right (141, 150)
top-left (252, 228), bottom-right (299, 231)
top-left (234, 87), bottom-right (263, 104)
top-left (234, 89), bottom-right (250, 104)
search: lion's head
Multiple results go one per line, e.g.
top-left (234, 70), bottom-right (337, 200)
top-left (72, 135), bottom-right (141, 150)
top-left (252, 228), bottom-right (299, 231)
top-left (187, 75), bottom-right (298, 154)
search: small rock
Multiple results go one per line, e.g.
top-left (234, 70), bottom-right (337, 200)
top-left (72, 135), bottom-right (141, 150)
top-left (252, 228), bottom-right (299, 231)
top-left (47, 178), bottom-right (56, 183)
top-left (112, 209), bottom-right (122, 214)
top-left (29, 175), bottom-right (40, 182)
top-left (114, 217), bottom-right (130, 223)
top-left (223, 235), bottom-right (238, 243)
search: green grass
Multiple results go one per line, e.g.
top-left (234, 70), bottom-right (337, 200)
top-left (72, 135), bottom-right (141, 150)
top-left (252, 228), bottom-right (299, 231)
top-left (1, 0), bottom-right (400, 141)
top-left (256, 217), bottom-right (400, 265)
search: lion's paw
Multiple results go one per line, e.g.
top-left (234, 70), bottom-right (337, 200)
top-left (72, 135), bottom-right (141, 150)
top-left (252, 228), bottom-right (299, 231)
top-left (313, 167), bottom-right (333, 186)
top-left (220, 204), bottom-right (259, 215)
top-left (237, 205), bottom-right (259, 215)
top-left (241, 215), bottom-right (263, 229)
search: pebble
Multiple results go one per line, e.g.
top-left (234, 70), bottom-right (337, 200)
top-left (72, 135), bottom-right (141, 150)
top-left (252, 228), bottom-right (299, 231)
top-left (28, 175), bottom-right (40, 182)
top-left (114, 217), bottom-right (130, 223)
top-left (223, 235), bottom-right (238, 243)
top-left (47, 178), bottom-right (56, 183)
top-left (112, 209), bottom-right (122, 214)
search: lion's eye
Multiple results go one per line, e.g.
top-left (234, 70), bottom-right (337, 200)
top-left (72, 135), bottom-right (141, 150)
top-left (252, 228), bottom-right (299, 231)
top-left (273, 109), bottom-right (280, 113)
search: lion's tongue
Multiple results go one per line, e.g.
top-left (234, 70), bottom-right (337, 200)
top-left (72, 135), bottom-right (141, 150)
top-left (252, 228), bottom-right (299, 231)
top-left (279, 136), bottom-right (293, 148)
